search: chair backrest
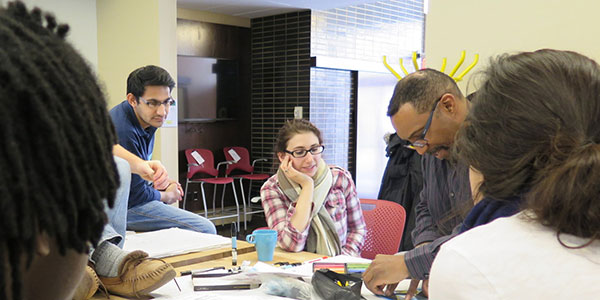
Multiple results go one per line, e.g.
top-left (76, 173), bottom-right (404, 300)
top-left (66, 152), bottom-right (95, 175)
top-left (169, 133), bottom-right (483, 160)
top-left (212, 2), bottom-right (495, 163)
top-left (184, 149), bottom-right (218, 178)
top-left (223, 146), bottom-right (254, 175)
top-left (359, 199), bottom-right (406, 259)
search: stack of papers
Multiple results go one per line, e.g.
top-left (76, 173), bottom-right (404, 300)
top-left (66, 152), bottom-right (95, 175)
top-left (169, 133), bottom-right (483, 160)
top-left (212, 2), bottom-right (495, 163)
top-left (123, 228), bottom-right (231, 258)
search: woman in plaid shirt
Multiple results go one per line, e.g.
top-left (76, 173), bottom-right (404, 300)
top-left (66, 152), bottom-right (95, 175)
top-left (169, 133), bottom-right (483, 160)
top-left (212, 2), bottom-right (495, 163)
top-left (260, 119), bottom-right (366, 257)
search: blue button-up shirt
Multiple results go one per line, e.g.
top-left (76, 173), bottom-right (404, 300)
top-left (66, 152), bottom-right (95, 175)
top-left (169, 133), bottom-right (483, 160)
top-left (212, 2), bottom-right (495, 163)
top-left (110, 100), bottom-right (161, 208)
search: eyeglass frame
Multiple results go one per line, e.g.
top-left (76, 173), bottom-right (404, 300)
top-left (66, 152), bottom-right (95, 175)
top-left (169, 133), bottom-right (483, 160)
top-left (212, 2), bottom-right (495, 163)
top-left (405, 96), bottom-right (443, 150)
top-left (138, 96), bottom-right (176, 109)
top-left (284, 145), bottom-right (325, 158)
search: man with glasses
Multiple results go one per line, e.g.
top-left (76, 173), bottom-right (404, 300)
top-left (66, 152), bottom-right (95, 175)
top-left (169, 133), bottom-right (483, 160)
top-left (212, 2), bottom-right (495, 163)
top-left (364, 69), bottom-right (472, 299)
top-left (109, 65), bottom-right (217, 235)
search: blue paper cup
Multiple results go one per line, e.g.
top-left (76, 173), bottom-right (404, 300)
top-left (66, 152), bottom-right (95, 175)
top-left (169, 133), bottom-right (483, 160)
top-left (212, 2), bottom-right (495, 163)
top-left (246, 229), bottom-right (278, 262)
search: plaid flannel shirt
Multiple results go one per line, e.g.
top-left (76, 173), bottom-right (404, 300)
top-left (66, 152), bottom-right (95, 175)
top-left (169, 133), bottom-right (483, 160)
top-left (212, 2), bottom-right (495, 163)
top-left (260, 166), bottom-right (366, 256)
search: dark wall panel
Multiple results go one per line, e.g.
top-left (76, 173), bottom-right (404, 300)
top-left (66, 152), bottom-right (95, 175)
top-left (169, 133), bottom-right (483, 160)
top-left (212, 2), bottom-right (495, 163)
top-left (251, 11), bottom-right (312, 175)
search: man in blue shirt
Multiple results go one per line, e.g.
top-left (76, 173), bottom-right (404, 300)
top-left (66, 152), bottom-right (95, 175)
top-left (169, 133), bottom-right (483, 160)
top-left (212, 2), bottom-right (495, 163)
top-left (110, 65), bottom-right (216, 234)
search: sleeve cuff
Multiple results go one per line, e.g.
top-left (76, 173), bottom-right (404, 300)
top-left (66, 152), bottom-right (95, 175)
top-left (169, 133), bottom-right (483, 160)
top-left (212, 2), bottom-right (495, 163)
top-left (404, 245), bottom-right (434, 280)
top-left (152, 188), bottom-right (161, 202)
top-left (287, 221), bottom-right (310, 238)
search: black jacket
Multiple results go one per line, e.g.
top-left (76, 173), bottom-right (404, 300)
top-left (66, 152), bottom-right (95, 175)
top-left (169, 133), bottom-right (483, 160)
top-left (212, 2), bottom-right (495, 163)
top-left (377, 134), bottom-right (423, 251)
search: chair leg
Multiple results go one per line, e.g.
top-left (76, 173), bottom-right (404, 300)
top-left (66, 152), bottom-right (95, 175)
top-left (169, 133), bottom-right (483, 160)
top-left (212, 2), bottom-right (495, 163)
top-left (239, 179), bottom-right (247, 231)
top-left (230, 181), bottom-right (240, 233)
top-left (220, 183), bottom-right (227, 215)
top-left (212, 183), bottom-right (217, 216)
top-left (183, 179), bottom-right (190, 210)
top-left (247, 180), bottom-right (254, 207)
top-left (200, 182), bottom-right (209, 219)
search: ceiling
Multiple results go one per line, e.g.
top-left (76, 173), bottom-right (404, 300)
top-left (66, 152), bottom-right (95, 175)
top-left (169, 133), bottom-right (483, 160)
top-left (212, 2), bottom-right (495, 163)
top-left (177, 0), bottom-right (378, 18)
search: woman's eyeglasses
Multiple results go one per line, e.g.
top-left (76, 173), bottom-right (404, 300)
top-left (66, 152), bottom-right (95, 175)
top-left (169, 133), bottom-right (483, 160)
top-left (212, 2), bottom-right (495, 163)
top-left (284, 145), bottom-right (325, 158)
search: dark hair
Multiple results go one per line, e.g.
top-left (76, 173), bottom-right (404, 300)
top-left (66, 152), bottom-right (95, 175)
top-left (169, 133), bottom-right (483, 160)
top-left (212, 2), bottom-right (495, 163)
top-left (274, 119), bottom-right (323, 153)
top-left (0, 2), bottom-right (118, 299)
top-left (387, 68), bottom-right (464, 116)
top-left (126, 65), bottom-right (176, 100)
top-left (455, 49), bottom-right (600, 247)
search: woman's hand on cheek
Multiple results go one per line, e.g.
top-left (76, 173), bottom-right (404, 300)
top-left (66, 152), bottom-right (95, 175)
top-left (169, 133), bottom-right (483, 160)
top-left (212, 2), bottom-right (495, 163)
top-left (282, 155), bottom-right (313, 188)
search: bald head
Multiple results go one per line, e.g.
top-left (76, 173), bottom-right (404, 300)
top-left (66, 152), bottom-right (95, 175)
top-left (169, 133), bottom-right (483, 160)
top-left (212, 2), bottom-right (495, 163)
top-left (387, 69), bottom-right (463, 116)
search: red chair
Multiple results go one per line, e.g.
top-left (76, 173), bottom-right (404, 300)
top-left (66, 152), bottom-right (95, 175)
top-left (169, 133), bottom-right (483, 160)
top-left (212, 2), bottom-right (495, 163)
top-left (183, 149), bottom-right (240, 229)
top-left (359, 199), bottom-right (406, 259)
top-left (223, 146), bottom-right (269, 231)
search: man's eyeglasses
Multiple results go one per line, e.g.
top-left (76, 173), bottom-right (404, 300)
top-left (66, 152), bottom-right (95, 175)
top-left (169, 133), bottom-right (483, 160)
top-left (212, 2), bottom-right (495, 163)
top-left (284, 145), bottom-right (325, 158)
top-left (405, 97), bottom-right (442, 150)
top-left (139, 97), bottom-right (176, 109)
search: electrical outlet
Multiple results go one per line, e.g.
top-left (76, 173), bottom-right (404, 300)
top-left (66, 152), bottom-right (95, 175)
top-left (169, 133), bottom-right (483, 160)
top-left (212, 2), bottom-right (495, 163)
top-left (294, 106), bottom-right (303, 119)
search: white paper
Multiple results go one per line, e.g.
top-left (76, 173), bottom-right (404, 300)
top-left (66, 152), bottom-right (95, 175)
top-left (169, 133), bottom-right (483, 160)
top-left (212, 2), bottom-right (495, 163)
top-left (123, 228), bottom-right (230, 258)
top-left (228, 149), bottom-right (241, 163)
top-left (191, 151), bottom-right (205, 165)
top-left (148, 254), bottom-right (411, 300)
top-left (150, 276), bottom-right (284, 300)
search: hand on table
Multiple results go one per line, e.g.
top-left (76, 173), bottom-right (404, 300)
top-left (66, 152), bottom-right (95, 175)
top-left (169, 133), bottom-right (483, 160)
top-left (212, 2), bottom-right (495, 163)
top-left (405, 278), bottom-right (429, 300)
top-left (363, 254), bottom-right (410, 297)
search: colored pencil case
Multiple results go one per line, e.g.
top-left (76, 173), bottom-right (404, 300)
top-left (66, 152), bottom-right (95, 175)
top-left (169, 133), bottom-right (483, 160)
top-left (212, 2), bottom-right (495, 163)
top-left (311, 269), bottom-right (362, 300)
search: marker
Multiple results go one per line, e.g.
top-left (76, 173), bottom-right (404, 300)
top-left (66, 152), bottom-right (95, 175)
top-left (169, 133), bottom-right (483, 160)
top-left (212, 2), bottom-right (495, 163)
top-left (304, 256), bottom-right (328, 264)
top-left (193, 283), bottom-right (260, 291)
top-left (231, 223), bottom-right (238, 266)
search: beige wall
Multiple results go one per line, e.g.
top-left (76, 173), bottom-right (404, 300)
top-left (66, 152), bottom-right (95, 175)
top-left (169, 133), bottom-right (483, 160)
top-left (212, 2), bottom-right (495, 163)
top-left (97, 0), bottom-right (179, 179)
top-left (177, 7), bottom-right (250, 28)
top-left (426, 0), bottom-right (600, 93)
top-left (18, 0), bottom-right (98, 70)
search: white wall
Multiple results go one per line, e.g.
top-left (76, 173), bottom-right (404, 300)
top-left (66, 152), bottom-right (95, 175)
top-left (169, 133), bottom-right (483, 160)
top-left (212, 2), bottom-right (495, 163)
top-left (16, 0), bottom-right (98, 70)
top-left (426, 0), bottom-right (600, 93)
top-left (97, 0), bottom-right (179, 180)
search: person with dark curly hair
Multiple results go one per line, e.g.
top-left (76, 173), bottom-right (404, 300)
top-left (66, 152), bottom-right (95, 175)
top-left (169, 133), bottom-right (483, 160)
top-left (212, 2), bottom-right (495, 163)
top-left (0, 2), bottom-right (116, 299)
top-left (0, 2), bottom-right (178, 299)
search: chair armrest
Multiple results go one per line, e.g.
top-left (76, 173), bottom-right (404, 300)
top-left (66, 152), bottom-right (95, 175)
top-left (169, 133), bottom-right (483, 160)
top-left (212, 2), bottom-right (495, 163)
top-left (251, 158), bottom-right (268, 168)
top-left (216, 160), bottom-right (235, 173)
top-left (187, 163), bottom-right (199, 172)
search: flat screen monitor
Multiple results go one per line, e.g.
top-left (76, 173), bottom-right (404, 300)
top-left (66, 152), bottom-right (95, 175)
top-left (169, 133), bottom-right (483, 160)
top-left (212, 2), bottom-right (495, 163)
top-left (177, 56), bottom-right (239, 120)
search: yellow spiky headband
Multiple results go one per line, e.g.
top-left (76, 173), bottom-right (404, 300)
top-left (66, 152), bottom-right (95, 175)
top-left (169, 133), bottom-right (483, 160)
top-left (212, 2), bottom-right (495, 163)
top-left (383, 50), bottom-right (479, 82)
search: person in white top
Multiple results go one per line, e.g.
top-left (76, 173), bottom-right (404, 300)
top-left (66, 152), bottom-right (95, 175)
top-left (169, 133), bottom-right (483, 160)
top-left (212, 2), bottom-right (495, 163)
top-left (429, 49), bottom-right (600, 299)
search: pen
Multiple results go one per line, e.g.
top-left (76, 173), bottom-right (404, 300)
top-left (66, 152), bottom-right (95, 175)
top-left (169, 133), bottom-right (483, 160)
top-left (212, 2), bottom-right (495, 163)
top-left (173, 278), bottom-right (181, 292)
top-left (180, 266), bottom-right (225, 276)
top-left (231, 223), bottom-right (237, 266)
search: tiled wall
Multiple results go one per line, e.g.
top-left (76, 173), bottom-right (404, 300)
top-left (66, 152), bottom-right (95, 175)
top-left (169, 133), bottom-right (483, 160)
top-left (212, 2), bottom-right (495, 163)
top-left (309, 68), bottom-right (355, 172)
top-left (308, 0), bottom-right (424, 176)
top-left (311, 0), bottom-right (425, 64)
top-left (250, 1), bottom-right (424, 178)
top-left (250, 11), bottom-right (312, 175)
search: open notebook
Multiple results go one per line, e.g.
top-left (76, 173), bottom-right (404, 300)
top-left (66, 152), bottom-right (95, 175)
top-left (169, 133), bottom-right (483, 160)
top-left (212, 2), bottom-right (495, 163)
top-left (123, 227), bottom-right (231, 258)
